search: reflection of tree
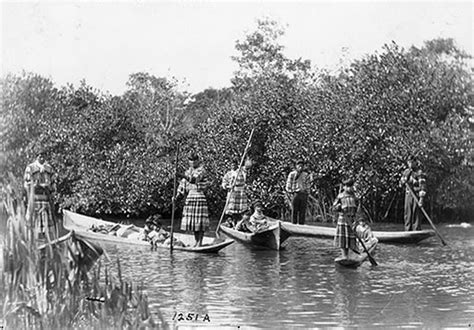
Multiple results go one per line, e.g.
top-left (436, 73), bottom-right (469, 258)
top-left (333, 268), bottom-right (362, 327)
top-left (220, 248), bottom-right (283, 324)
top-left (176, 255), bottom-right (211, 313)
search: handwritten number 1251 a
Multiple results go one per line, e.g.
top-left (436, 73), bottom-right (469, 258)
top-left (172, 312), bottom-right (210, 322)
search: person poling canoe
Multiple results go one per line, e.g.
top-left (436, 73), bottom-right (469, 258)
top-left (399, 156), bottom-right (421, 231)
top-left (333, 178), bottom-right (377, 266)
top-left (174, 153), bottom-right (211, 247)
top-left (221, 157), bottom-right (252, 227)
top-left (333, 178), bottom-right (359, 260)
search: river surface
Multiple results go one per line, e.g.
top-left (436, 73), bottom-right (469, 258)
top-left (1, 217), bottom-right (473, 328)
top-left (95, 221), bottom-right (473, 329)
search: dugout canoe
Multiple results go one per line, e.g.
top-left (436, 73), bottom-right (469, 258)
top-left (280, 222), bottom-right (435, 244)
top-left (334, 237), bottom-right (378, 268)
top-left (63, 210), bottom-right (234, 253)
top-left (218, 220), bottom-right (291, 250)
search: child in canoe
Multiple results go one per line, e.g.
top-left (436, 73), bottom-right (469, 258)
top-left (235, 210), bottom-right (253, 232)
top-left (142, 215), bottom-right (185, 248)
top-left (353, 219), bottom-right (378, 252)
top-left (236, 201), bottom-right (269, 233)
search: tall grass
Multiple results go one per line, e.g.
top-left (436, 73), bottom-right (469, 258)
top-left (0, 180), bottom-right (167, 329)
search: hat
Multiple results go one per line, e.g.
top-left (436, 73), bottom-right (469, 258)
top-left (342, 178), bottom-right (354, 187)
top-left (188, 153), bottom-right (199, 161)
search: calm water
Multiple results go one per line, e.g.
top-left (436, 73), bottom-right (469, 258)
top-left (97, 222), bottom-right (473, 329)
top-left (1, 217), bottom-right (473, 328)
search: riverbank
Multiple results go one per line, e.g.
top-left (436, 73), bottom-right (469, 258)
top-left (0, 194), bottom-right (166, 328)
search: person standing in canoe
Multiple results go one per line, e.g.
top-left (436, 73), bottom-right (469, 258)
top-left (285, 159), bottom-right (312, 225)
top-left (399, 157), bottom-right (419, 231)
top-left (221, 158), bottom-right (251, 227)
top-left (23, 151), bottom-right (57, 239)
top-left (412, 167), bottom-right (427, 231)
top-left (175, 153), bottom-right (210, 247)
top-left (333, 178), bottom-right (359, 259)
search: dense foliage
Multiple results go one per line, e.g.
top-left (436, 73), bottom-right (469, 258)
top-left (1, 19), bottom-right (472, 221)
top-left (1, 185), bottom-right (164, 328)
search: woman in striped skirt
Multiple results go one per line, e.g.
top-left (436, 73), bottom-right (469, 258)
top-left (24, 152), bottom-right (57, 240)
top-left (333, 179), bottom-right (359, 259)
top-left (176, 153), bottom-right (210, 247)
top-left (221, 159), bottom-right (251, 226)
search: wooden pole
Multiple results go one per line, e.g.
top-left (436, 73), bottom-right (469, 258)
top-left (382, 190), bottom-right (398, 220)
top-left (355, 232), bottom-right (378, 266)
top-left (406, 183), bottom-right (447, 246)
top-left (170, 143), bottom-right (180, 251)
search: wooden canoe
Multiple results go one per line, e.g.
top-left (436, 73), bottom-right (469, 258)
top-left (63, 210), bottom-right (234, 253)
top-left (218, 220), bottom-right (291, 250)
top-left (335, 237), bottom-right (378, 268)
top-left (280, 222), bottom-right (435, 244)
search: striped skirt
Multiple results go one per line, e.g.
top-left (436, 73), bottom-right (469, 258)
top-left (180, 190), bottom-right (210, 232)
top-left (225, 186), bottom-right (248, 215)
top-left (334, 216), bottom-right (356, 249)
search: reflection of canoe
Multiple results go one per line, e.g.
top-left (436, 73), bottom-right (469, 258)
top-left (63, 210), bottom-right (234, 253)
top-left (335, 237), bottom-right (378, 268)
top-left (219, 220), bottom-right (291, 250)
top-left (280, 222), bottom-right (435, 244)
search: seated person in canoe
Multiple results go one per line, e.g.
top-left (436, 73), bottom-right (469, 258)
top-left (353, 219), bottom-right (378, 252)
top-left (235, 201), bottom-right (269, 233)
top-left (142, 215), bottom-right (185, 248)
top-left (139, 215), bottom-right (167, 241)
top-left (235, 210), bottom-right (253, 232)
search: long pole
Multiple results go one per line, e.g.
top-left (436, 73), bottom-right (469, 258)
top-left (405, 183), bottom-right (447, 246)
top-left (170, 143), bottom-right (180, 251)
top-left (355, 232), bottom-right (378, 266)
top-left (382, 190), bottom-right (398, 220)
top-left (215, 128), bottom-right (255, 237)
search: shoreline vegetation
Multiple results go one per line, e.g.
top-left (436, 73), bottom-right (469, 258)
top-left (1, 19), bottom-right (472, 223)
top-left (0, 183), bottom-right (166, 328)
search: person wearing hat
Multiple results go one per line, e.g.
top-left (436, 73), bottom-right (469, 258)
top-left (333, 178), bottom-right (359, 259)
top-left (399, 156), bottom-right (418, 231)
top-left (23, 150), bottom-right (57, 239)
top-left (176, 153), bottom-right (210, 247)
top-left (221, 158), bottom-right (252, 227)
top-left (285, 159), bottom-right (312, 225)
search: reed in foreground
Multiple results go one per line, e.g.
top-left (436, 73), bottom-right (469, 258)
top-left (0, 183), bottom-right (167, 329)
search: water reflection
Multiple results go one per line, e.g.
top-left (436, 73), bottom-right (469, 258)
top-left (2, 217), bottom-right (472, 328)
